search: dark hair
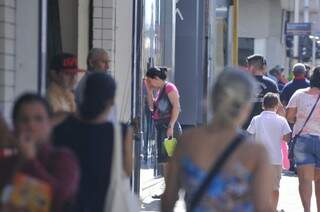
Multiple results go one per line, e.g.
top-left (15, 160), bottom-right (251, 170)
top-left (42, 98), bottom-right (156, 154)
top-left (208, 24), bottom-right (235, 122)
top-left (246, 55), bottom-right (266, 70)
top-left (310, 67), bottom-right (320, 88)
top-left (12, 93), bottom-right (53, 125)
top-left (146, 67), bottom-right (168, 80)
top-left (79, 73), bottom-right (116, 121)
top-left (263, 92), bottom-right (279, 109)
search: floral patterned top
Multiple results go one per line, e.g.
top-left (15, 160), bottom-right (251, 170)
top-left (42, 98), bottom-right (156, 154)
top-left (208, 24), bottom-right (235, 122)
top-left (181, 156), bottom-right (254, 212)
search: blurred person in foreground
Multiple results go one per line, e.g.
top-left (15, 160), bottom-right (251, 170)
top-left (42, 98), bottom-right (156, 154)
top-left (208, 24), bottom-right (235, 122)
top-left (145, 66), bottom-right (182, 198)
top-left (0, 93), bottom-right (79, 211)
top-left (286, 67), bottom-right (320, 212)
top-left (53, 73), bottom-right (133, 212)
top-left (47, 53), bottom-right (80, 113)
top-left (162, 69), bottom-right (273, 212)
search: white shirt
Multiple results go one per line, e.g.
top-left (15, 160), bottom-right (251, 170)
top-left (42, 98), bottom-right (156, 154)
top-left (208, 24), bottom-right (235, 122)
top-left (287, 88), bottom-right (320, 137)
top-left (247, 111), bottom-right (291, 165)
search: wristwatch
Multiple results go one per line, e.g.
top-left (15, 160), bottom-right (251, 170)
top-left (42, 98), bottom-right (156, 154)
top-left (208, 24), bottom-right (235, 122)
top-left (167, 123), bottom-right (173, 128)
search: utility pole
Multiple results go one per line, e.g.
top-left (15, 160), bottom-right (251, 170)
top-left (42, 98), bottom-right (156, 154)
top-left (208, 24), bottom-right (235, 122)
top-left (232, 0), bottom-right (239, 65)
top-left (293, 0), bottom-right (300, 60)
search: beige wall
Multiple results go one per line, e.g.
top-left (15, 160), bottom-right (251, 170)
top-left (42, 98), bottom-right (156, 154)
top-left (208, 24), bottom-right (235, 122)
top-left (239, 0), bottom-right (286, 69)
top-left (92, 0), bottom-right (132, 122)
top-left (0, 0), bottom-right (16, 120)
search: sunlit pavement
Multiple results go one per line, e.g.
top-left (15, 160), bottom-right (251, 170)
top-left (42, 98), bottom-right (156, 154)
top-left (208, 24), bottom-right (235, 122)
top-left (140, 169), bottom-right (317, 212)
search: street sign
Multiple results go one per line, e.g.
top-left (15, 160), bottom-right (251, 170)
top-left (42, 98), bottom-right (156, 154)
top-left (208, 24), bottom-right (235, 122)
top-left (286, 23), bottom-right (312, 36)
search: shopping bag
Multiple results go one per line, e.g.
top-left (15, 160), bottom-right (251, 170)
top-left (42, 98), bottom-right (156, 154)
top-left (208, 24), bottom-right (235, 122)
top-left (164, 137), bottom-right (177, 157)
top-left (1, 172), bottom-right (52, 212)
top-left (104, 123), bottom-right (139, 212)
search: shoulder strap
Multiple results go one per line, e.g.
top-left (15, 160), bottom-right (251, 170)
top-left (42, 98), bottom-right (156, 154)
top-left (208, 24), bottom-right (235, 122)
top-left (158, 83), bottom-right (168, 99)
top-left (188, 132), bottom-right (245, 211)
top-left (296, 94), bottom-right (320, 137)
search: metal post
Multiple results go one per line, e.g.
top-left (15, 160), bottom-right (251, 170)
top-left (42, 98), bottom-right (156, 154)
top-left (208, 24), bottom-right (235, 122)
top-left (312, 38), bottom-right (316, 66)
top-left (232, 0), bottom-right (239, 65)
top-left (304, 0), bottom-right (309, 22)
top-left (227, 5), bottom-right (233, 66)
top-left (293, 0), bottom-right (300, 59)
top-left (38, 0), bottom-right (48, 95)
top-left (131, 0), bottom-right (144, 195)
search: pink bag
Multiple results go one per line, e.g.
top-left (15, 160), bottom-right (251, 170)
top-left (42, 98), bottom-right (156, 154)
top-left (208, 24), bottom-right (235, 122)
top-left (281, 141), bottom-right (290, 170)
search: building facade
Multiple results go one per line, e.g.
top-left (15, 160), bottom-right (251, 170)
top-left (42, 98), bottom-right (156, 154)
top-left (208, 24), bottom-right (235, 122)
top-left (0, 0), bottom-right (133, 122)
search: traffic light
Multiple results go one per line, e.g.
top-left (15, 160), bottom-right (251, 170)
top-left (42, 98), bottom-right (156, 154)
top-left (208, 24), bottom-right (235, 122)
top-left (299, 36), bottom-right (312, 62)
top-left (285, 35), bottom-right (293, 58)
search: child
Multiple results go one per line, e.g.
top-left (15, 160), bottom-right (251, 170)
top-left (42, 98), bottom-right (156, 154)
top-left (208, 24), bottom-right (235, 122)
top-left (247, 92), bottom-right (291, 211)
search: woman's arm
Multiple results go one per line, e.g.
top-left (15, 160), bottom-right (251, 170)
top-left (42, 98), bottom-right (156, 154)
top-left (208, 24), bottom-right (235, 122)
top-left (252, 144), bottom-right (274, 212)
top-left (161, 139), bottom-right (183, 211)
top-left (123, 127), bottom-right (133, 176)
top-left (286, 107), bottom-right (297, 124)
top-left (167, 91), bottom-right (180, 137)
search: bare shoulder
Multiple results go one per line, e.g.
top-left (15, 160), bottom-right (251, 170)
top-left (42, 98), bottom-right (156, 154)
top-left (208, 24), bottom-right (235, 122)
top-left (240, 138), bottom-right (269, 162)
top-left (175, 127), bottom-right (207, 156)
top-left (178, 127), bottom-right (206, 144)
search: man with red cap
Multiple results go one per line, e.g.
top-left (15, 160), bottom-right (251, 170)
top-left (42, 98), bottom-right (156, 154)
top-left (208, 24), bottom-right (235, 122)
top-left (47, 53), bottom-right (80, 113)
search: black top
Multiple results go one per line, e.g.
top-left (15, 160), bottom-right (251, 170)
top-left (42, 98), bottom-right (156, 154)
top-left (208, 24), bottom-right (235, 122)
top-left (243, 75), bottom-right (278, 129)
top-left (280, 78), bottom-right (310, 105)
top-left (52, 115), bottom-right (127, 212)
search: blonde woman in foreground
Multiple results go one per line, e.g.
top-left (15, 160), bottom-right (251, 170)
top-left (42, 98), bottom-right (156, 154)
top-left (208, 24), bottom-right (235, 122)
top-left (162, 68), bottom-right (274, 212)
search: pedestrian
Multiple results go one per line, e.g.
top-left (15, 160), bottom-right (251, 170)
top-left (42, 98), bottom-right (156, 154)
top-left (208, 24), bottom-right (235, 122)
top-left (269, 65), bottom-right (287, 92)
top-left (243, 54), bottom-right (279, 129)
top-left (161, 69), bottom-right (273, 212)
top-left (47, 53), bottom-right (80, 113)
top-left (144, 66), bottom-right (182, 198)
top-left (75, 48), bottom-right (110, 106)
top-left (286, 67), bottom-right (320, 212)
top-left (247, 92), bottom-right (291, 211)
top-left (281, 63), bottom-right (310, 106)
top-left (52, 73), bottom-right (133, 212)
top-left (0, 93), bottom-right (79, 212)
top-left (281, 63), bottom-right (310, 172)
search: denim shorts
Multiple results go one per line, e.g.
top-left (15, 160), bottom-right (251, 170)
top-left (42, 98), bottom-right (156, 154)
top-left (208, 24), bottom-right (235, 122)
top-left (294, 134), bottom-right (320, 168)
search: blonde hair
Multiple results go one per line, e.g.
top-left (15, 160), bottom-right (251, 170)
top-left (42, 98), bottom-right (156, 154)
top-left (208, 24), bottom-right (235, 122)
top-left (211, 68), bottom-right (256, 125)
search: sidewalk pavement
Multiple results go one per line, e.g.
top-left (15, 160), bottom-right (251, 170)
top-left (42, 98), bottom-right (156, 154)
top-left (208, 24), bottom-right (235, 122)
top-left (140, 167), bottom-right (317, 212)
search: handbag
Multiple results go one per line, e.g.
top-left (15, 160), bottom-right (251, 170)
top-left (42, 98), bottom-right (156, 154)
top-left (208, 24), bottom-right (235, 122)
top-left (104, 123), bottom-right (140, 212)
top-left (187, 132), bottom-right (245, 212)
top-left (288, 94), bottom-right (320, 160)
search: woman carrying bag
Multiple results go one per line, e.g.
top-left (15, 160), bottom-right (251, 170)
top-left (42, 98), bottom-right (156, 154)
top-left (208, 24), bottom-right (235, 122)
top-left (145, 67), bottom-right (182, 198)
top-left (53, 73), bottom-right (137, 212)
top-left (286, 67), bottom-right (320, 212)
